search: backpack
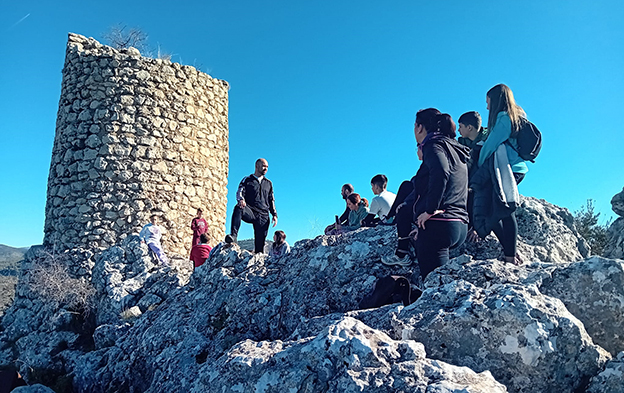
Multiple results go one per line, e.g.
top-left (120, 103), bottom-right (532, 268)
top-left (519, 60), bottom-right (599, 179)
top-left (358, 275), bottom-right (421, 310)
top-left (512, 120), bottom-right (542, 162)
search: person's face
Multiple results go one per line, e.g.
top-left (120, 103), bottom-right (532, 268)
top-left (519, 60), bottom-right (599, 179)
top-left (414, 122), bottom-right (426, 144)
top-left (273, 233), bottom-right (279, 242)
top-left (341, 187), bottom-right (351, 199)
top-left (196, 209), bottom-right (202, 218)
top-left (371, 184), bottom-right (381, 195)
top-left (486, 96), bottom-right (491, 111)
top-left (458, 123), bottom-right (471, 138)
top-left (346, 200), bottom-right (357, 211)
top-left (151, 216), bottom-right (158, 225)
top-left (255, 159), bottom-right (269, 175)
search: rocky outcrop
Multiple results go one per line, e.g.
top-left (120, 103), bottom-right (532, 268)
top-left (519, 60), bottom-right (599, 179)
top-left (604, 187), bottom-right (624, 259)
top-left (1, 197), bottom-right (618, 392)
top-left (395, 280), bottom-right (609, 393)
top-left (0, 239), bottom-right (191, 391)
top-left (202, 316), bottom-right (508, 392)
top-left (452, 196), bottom-right (590, 262)
top-left (587, 352), bottom-right (624, 393)
top-left (44, 33), bottom-right (229, 255)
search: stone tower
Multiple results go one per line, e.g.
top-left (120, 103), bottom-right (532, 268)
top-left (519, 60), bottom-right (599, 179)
top-left (44, 33), bottom-right (229, 255)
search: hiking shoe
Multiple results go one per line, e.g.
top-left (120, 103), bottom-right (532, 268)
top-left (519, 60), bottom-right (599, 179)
top-left (381, 254), bottom-right (412, 267)
top-left (225, 234), bottom-right (236, 244)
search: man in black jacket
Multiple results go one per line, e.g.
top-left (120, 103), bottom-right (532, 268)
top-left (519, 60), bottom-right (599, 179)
top-left (226, 158), bottom-right (278, 253)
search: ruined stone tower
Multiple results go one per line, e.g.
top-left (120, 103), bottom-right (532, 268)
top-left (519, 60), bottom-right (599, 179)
top-left (44, 33), bottom-right (229, 255)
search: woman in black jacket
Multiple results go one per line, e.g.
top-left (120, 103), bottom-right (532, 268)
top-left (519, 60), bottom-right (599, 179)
top-left (412, 109), bottom-right (470, 280)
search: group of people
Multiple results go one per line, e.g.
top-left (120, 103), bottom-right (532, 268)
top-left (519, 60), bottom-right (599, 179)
top-left (322, 83), bottom-right (531, 282)
top-left (141, 83), bottom-right (532, 283)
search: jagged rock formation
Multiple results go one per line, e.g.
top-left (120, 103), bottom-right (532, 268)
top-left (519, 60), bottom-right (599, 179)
top-left (604, 187), bottom-right (624, 259)
top-left (1, 196), bottom-right (619, 393)
top-left (452, 196), bottom-right (590, 262)
top-left (586, 352), bottom-right (624, 393)
top-left (203, 317), bottom-right (508, 392)
top-left (44, 33), bottom-right (229, 255)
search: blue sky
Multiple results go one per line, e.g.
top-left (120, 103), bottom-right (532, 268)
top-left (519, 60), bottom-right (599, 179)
top-left (0, 1), bottom-right (623, 248)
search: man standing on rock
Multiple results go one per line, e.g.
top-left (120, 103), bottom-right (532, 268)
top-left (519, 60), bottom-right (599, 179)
top-left (226, 158), bottom-right (278, 253)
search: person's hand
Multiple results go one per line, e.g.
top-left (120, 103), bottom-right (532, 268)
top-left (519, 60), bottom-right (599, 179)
top-left (467, 229), bottom-right (480, 243)
top-left (237, 200), bottom-right (246, 208)
top-left (272, 216), bottom-right (278, 227)
top-left (417, 210), bottom-right (444, 229)
top-left (396, 202), bottom-right (406, 212)
top-left (409, 227), bottom-right (419, 240)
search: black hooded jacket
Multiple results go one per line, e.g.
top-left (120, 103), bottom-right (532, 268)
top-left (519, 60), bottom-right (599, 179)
top-left (414, 135), bottom-right (470, 222)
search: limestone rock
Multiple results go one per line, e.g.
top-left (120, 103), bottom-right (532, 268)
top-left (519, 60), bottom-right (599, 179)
top-left (201, 316), bottom-right (508, 392)
top-left (586, 352), bottom-right (624, 393)
top-left (394, 280), bottom-right (610, 393)
top-left (452, 196), bottom-right (589, 263)
top-left (604, 218), bottom-right (624, 259)
top-left (12, 385), bottom-right (56, 393)
top-left (604, 187), bottom-right (624, 259)
top-left (539, 257), bottom-right (624, 356)
top-left (611, 187), bottom-right (624, 217)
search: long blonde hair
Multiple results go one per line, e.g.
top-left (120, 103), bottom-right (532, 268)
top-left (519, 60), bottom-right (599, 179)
top-left (487, 84), bottom-right (526, 136)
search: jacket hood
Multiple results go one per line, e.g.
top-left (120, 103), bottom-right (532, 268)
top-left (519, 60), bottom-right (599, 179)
top-left (425, 135), bottom-right (471, 165)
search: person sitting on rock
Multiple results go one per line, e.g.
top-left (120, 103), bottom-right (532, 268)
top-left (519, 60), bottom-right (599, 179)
top-left (268, 230), bottom-right (291, 258)
top-left (324, 184), bottom-right (355, 234)
top-left (190, 208), bottom-right (208, 248)
top-left (139, 215), bottom-right (170, 267)
top-left (382, 147), bottom-right (427, 267)
top-left (363, 174), bottom-right (396, 227)
top-left (330, 193), bottom-right (369, 235)
top-left (190, 233), bottom-right (212, 269)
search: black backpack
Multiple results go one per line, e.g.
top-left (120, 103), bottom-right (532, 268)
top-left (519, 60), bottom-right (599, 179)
top-left (358, 275), bottom-right (422, 310)
top-left (512, 120), bottom-right (542, 162)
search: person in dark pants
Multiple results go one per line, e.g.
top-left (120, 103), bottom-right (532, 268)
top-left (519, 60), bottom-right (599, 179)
top-left (382, 147), bottom-right (427, 267)
top-left (324, 184), bottom-right (354, 234)
top-left (476, 84), bottom-right (528, 265)
top-left (412, 109), bottom-right (470, 280)
top-left (226, 158), bottom-right (278, 253)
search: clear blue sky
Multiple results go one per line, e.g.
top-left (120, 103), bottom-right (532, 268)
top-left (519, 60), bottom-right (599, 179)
top-left (1, 1), bottom-right (622, 248)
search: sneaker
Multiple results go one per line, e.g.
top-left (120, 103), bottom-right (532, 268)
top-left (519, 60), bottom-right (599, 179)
top-left (381, 254), bottom-right (412, 267)
top-left (225, 234), bottom-right (236, 244)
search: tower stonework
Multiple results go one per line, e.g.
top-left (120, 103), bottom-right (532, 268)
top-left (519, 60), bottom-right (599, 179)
top-left (44, 33), bottom-right (229, 255)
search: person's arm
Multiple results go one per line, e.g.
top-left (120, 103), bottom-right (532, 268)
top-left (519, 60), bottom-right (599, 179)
top-left (190, 218), bottom-right (197, 232)
top-left (424, 143), bottom-right (450, 215)
top-left (236, 177), bottom-right (247, 207)
top-left (339, 205), bottom-right (350, 225)
top-left (139, 225), bottom-right (149, 242)
top-left (478, 113), bottom-right (511, 167)
top-left (267, 181), bottom-right (278, 226)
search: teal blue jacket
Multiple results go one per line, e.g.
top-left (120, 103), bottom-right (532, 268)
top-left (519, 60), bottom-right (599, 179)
top-left (344, 202), bottom-right (369, 231)
top-left (478, 112), bottom-right (528, 174)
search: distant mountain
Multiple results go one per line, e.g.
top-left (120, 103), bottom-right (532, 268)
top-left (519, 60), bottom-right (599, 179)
top-left (0, 244), bottom-right (29, 274)
top-left (0, 245), bottom-right (27, 317)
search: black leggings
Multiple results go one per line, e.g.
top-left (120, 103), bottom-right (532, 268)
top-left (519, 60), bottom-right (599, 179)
top-left (386, 180), bottom-right (414, 221)
top-left (491, 173), bottom-right (525, 258)
top-left (417, 220), bottom-right (467, 279)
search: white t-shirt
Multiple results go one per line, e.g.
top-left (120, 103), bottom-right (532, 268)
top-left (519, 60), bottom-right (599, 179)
top-left (369, 190), bottom-right (396, 220)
